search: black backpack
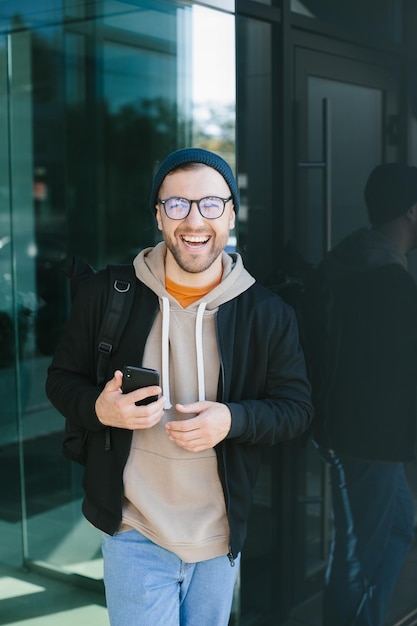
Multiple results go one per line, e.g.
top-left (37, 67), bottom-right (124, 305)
top-left (61, 256), bottom-right (136, 465)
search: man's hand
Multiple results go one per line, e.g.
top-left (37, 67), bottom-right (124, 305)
top-left (95, 370), bottom-right (164, 430)
top-left (165, 401), bottom-right (231, 452)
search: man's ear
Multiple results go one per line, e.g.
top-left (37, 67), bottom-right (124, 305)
top-left (229, 207), bottom-right (236, 230)
top-left (155, 206), bottom-right (163, 231)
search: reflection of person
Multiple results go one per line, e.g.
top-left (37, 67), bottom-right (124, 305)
top-left (313, 163), bottom-right (417, 626)
top-left (46, 147), bottom-right (313, 626)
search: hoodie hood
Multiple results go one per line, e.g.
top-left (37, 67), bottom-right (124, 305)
top-left (324, 227), bottom-right (407, 283)
top-left (133, 241), bottom-right (255, 408)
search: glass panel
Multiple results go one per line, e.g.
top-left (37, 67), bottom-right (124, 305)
top-left (1, 0), bottom-right (236, 593)
top-left (64, 0), bottom-right (86, 18)
top-left (0, 33), bottom-right (23, 568)
top-left (303, 77), bottom-right (382, 264)
top-left (2, 25), bottom-right (69, 573)
top-left (103, 1), bottom-right (176, 30)
top-left (291, 0), bottom-right (402, 43)
top-left (9, 29), bottom-right (39, 570)
top-left (306, 439), bottom-right (323, 498)
top-left (191, 5), bottom-right (236, 250)
top-left (305, 502), bottom-right (322, 575)
top-left (0, 1), bottom-right (67, 32)
top-left (236, 17), bottom-right (273, 281)
top-left (100, 3), bottom-right (236, 261)
top-left (241, 453), bottom-right (274, 622)
top-left (191, 5), bottom-right (235, 157)
top-left (187, 0), bottom-right (235, 11)
top-left (101, 34), bottom-right (178, 259)
top-left (236, 18), bottom-right (277, 621)
top-left (305, 443), bottom-right (329, 575)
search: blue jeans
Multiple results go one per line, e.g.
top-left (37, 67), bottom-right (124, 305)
top-left (320, 449), bottom-right (415, 626)
top-left (101, 529), bottom-right (240, 626)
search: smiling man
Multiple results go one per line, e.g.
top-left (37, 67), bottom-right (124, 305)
top-left (46, 147), bottom-right (313, 626)
top-left (156, 164), bottom-right (233, 279)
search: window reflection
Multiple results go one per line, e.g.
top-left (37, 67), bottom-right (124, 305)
top-left (0, 0), bottom-right (236, 580)
top-left (191, 5), bottom-right (236, 249)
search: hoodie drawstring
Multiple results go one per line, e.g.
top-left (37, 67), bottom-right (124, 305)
top-left (161, 297), bottom-right (207, 408)
top-left (195, 302), bottom-right (207, 402)
top-left (161, 297), bottom-right (172, 409)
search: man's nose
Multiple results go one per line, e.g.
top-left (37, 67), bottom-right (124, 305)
top-left (185, 200), bottom-right (205, 224)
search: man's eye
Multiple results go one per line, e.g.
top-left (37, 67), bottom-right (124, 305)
top-left (201, 198), bottom-right (221, 209)
top-left (170, 198), bottom-right (187, 209)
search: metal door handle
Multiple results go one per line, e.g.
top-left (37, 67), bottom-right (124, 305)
top-left (298, 97), bottom-right (332, 254)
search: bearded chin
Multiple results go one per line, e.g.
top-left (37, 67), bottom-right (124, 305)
top-left (173, 251), bottom-right (216, 274)
top-left (167, 241), bottom-right (224, 274)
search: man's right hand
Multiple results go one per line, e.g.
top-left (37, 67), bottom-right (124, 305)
top-left (95, 369), bottom-right (164, 430)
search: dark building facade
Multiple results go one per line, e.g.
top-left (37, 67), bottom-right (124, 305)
top-left (1, 1), bottom-right (417, 624)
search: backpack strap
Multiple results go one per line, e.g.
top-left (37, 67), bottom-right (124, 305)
top-left (96, 263), bottom-right (136, 386)
top-left (60, 258), bottom-right (136, 463)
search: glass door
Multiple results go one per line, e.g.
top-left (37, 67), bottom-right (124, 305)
top-left (292, 43), bottom-right (400, 603)
top-left (0, 0), bottom-right (237, 605)
top-left (0, 32), bottom-right (24, 568)
top-left (294, 47), bottom-right (399, 264)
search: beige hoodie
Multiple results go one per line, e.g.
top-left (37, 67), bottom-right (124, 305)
top-left (121, 242), bottom-right (255, 562)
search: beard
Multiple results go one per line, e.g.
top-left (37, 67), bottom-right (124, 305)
top-left (163, 231), bottom-right (229, 274)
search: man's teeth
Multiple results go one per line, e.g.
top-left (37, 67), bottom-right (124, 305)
top-left (183, 236), bottom-right (208, 243)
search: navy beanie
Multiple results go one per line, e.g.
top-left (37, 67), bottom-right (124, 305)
top-left (149, 147), bottom-right (239, 215)
top-left (365, 162), bottom-right (417, 226)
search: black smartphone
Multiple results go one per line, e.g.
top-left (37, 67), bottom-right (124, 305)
top-left (121, 365), bottom-right (160, 406)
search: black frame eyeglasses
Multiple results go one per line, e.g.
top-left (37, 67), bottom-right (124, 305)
top-left (157, 196), bottom-right (233, 220)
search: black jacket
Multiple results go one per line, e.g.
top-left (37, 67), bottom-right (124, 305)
top-left (46, 268), bottom-right (313, 558)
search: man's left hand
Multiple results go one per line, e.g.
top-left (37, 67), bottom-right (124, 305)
top-left (165, 401), bottom-right (231, 452)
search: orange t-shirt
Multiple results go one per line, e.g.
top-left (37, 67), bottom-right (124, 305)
top-left (165, 274), bottom-right (222, 307)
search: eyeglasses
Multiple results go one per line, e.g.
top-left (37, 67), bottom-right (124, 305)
top-left (157, 196), bottom-right (232, 220)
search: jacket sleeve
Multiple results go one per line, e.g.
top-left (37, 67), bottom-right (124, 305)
top-left (221, 290), bottom-right (314, 445)
top-left (45, 271), bottom-right (108, 431)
